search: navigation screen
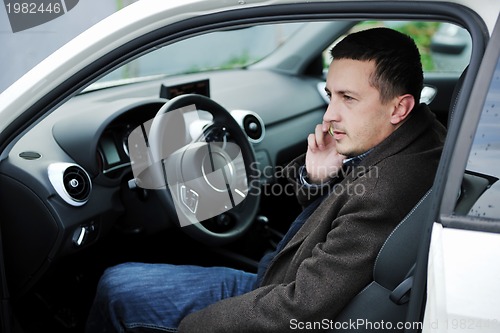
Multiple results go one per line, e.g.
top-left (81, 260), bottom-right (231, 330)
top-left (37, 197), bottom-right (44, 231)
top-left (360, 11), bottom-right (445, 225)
top-left (101, 135), bottom-right (121, 165)
top-left (160, 79), bottom-right (210, 99)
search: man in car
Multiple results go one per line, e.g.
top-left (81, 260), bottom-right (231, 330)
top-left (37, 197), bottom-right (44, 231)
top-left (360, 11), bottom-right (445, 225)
top-left (86, 27), bottom-right (446, 332)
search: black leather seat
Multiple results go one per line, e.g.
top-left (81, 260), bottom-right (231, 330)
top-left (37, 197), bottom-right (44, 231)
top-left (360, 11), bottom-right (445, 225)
top-left (332, 190), bottom-right (433, 332)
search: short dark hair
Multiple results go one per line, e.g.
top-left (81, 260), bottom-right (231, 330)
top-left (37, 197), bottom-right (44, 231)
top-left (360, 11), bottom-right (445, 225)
top-left (330, 27), bottom-right (423, 104)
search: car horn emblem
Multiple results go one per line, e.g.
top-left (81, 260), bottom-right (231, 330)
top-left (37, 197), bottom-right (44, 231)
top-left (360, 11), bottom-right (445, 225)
top-left (4, 0), bottom-right (79, 33)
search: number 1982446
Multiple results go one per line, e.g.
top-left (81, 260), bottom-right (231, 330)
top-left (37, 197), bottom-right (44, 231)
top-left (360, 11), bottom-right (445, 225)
top-left (5, 2), bottom-right (62, 14)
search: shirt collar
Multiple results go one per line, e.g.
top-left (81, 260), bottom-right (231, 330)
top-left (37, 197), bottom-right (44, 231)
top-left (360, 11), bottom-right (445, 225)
top-left (342, 149), bottom-right (372, 167)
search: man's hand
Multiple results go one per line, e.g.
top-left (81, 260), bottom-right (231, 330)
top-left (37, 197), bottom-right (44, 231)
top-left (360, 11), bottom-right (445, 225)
top-left (305, 122), bottom-right (346, 184)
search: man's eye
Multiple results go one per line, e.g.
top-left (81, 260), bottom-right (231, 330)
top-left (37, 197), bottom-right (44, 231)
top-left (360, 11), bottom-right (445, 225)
top-left (343, 95), bottom-right (354, 101)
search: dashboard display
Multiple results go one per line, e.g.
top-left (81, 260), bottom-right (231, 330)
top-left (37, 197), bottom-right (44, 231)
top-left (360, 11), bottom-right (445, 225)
top-left (100, 134), bottom-right (121, 165)
top-left (160, 79), bottom-right (210, 99)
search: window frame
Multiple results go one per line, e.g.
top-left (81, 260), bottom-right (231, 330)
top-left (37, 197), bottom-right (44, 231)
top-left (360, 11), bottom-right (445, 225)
top-left (438, 14), bottom-right (500, 231)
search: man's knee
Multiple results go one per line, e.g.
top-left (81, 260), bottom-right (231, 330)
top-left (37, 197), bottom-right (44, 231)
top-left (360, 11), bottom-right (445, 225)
top-left (95, 263), bottom-right (141, 304)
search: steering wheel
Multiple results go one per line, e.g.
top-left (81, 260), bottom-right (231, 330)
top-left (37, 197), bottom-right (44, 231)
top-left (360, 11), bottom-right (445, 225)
top-left (147, 94), bottom-right (260, 246)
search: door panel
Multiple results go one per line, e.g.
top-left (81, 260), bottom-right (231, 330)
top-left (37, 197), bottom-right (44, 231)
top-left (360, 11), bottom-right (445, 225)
top-left (424, 225), bottom-right (500, 332)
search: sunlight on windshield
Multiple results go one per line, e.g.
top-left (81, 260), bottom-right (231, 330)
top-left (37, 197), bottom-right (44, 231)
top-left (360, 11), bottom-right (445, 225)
top-left (93, 22), bottom-right (305, 87)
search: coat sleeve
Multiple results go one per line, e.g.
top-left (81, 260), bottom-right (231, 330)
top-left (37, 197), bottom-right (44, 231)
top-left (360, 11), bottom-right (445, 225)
top-left (284, 154), bottom-right (342, 207)
top-left (178, 163), bottom-right (418, 332)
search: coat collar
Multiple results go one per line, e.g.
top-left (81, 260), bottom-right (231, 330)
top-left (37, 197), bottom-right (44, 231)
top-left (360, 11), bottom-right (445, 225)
top-left (356, 103), bottom-right (436, 171)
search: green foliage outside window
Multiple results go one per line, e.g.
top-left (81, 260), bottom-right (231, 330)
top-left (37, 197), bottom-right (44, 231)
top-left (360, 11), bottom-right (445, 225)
top-left (329, 21), bottom-right (441, 72)
top-left (392, 21), bottom-right (440, 71)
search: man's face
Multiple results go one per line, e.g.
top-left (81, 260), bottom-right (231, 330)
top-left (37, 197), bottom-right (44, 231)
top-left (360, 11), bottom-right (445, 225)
top-left (324, 59), bottom-right (400, 157)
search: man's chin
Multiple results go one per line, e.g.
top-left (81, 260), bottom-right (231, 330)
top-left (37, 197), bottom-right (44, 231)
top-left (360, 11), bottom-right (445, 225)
top-left (335, 145), bottom-right (352, 157)
top-left (337, 146), bottom-right (362, 158)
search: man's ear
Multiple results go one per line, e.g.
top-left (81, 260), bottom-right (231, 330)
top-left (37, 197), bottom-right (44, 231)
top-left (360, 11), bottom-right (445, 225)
top-left (390, 94), bottom-right (415, 125)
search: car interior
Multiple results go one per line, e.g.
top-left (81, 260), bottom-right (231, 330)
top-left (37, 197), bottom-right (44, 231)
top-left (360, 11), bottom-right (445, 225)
top-left (0, 3), bottom-right (494, 332)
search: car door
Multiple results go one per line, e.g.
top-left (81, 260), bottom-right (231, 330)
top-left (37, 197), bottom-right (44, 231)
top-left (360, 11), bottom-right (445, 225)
top-left (419, 12), bottom-right (500, 333)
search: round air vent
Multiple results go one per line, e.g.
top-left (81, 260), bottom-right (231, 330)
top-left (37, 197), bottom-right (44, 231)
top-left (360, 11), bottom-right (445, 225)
top-left (48, 163), bottom-right (92, 206)
top-left (230, 110), bottom-right (265, 144)
top-left (243, 114), bottom-right (263, 142)
top-left (63, 166), bottom-right (91, 202)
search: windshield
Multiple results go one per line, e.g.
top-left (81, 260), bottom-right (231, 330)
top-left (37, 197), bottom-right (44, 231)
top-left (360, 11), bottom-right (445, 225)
top-left (90, 22), bottom-right (305, 88)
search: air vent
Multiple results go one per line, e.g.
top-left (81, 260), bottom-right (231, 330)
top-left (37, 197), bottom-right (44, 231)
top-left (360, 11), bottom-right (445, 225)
top-left (63, 166), bottom-right (91, 201)
top-left (19, 151), bottom-right (42, 160)
top-left (230, 110), bottom-right (265, 144)
top-left (243, 115), bottom-right (263, 142)
top-left (48, 163), bottom-right (92, 206)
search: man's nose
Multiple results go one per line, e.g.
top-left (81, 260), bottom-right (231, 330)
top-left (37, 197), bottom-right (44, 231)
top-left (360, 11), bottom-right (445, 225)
top-left (323, 99), bottom-right (341, 123)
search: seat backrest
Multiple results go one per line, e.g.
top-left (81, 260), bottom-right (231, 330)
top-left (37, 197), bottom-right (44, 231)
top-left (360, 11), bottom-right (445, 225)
top-left (332, 190), bottom-right (433, 332)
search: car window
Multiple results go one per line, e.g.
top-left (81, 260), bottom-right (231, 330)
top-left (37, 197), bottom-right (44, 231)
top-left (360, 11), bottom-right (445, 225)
top-left (323, 21), bottom-right (471, 74)
top-left (90, 22), bottom-right (305, 87)
top-left (459, 54), bottom-right (500, 218)
top-left (430, 23), bottom-right (472, 73)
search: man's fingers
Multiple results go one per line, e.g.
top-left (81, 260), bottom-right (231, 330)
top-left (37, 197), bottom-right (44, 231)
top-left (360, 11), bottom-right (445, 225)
top-left (315, 124), bottom-right (328, 149)
top-left (307, 133), bottom-right (318, 152)
top-left (322, 120), bottom-right (330, 133)
top-left (308, 123), bottom-right (335, 152)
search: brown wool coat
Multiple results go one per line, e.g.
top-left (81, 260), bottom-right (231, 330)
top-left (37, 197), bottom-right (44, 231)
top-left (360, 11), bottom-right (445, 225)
top-left (179, 104), bottom-right (446, 332)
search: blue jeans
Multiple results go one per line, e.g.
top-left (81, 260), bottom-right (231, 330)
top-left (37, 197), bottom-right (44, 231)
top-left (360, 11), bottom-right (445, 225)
top-left (85, 262), bottom-right (257, 333)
